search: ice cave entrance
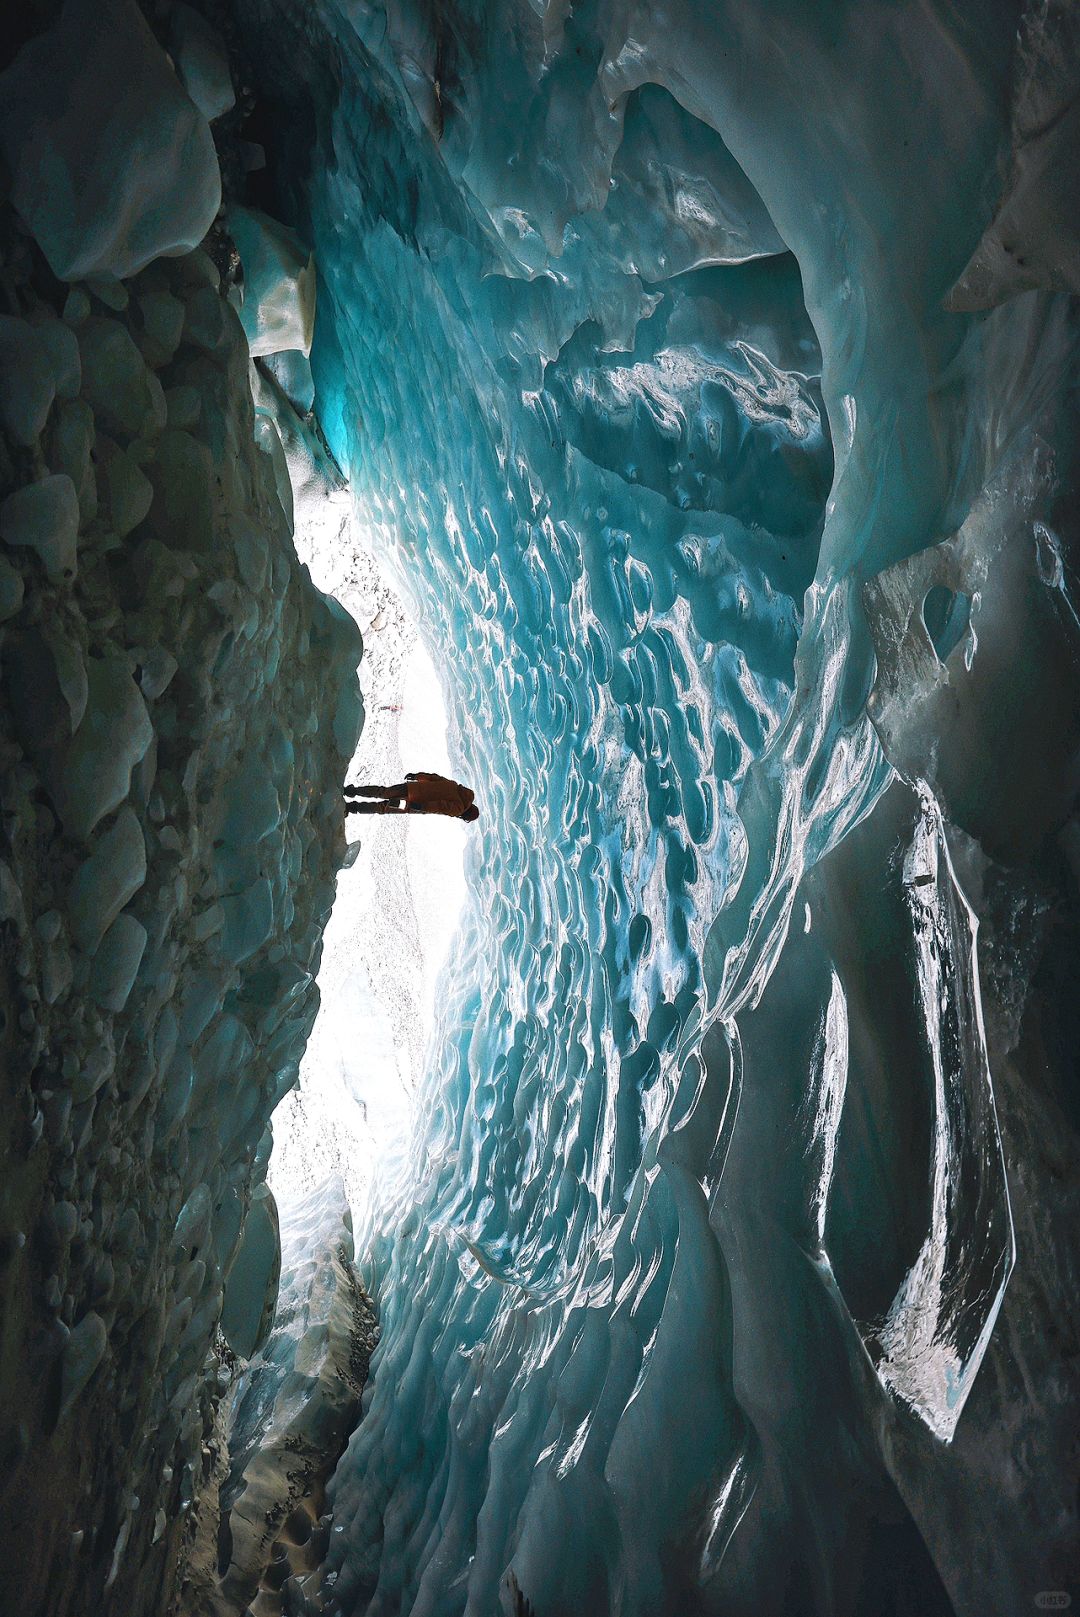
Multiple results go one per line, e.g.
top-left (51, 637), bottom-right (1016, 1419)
top-left (267, 523), bottom-right (468, 1231)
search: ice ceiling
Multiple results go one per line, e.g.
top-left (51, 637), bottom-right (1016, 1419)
top-left (220, 0), bottom-right (1080, 1610)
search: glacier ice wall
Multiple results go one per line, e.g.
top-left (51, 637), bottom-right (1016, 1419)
top-left (0, 0), bottom-right (1075, 1611)
top-left (226, 0), bottom-right (1080, 1611)
top-left (0, 42), bottom-right (365, 1604)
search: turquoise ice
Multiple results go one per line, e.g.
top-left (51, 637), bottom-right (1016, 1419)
top-left (233, 0), bottom-right (1080, 1608)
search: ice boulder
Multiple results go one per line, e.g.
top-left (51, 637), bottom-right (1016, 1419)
top-left (0, 316), bottom-right (59, 446)
top-left (221, 1183), bottom-right (281, 1360)
top-left (219, 1177), bottom-right (377, 1610)
top-left (50, 400), bottom-right (97, 524)
top-left (36, 321), bottom-right (81, 402)
top-left (90, 912), bottom-right (148, 1012)
top-left (68, 807), bottom-right (146, 955)
top-left (0, 0), bottom-right (221, 282)
top-left (0, 475), bottom-right (79, 583)
top-left (169, 3), bottom-right (235, 124)
top-left (59, 657), bottom-right (153, 840)
top-left (1, 629), bottom-right (79, 772)
top-left (252, 412), bottom-right (295, 530)
top-left (220, 878), bottom-right (275, 965)
top-left (57, 1312), bottom-right (107, 1423)
top-left (95, 436), bottom-right (154, 538)
top-left (78, 319), bottom-right (164, 441)
top-left (41, 626), bottom-right (88, 733)
top-left (0, 558), bottom-right (23, 622)
top-left (229, 205), bottom-right (316, 357)
top-left (947, 4), bottom-right (1080, 308)
top-left (261, 349), bottom-right (316, 415)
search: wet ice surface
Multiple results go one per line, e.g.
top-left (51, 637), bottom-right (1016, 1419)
top-left (231, 0), bottom-right (1080, 1609)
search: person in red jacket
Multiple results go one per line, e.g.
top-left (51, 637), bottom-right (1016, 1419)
top-left (345, 771), bottom-right (479, 821)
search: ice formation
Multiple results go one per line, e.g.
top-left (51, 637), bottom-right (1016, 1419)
top-left (0, 0), bottom-right (1078, 1614)
top-left (0, 0), bottom-right (222, 282)
top-left (0, 30), bottom-right (364, 1600)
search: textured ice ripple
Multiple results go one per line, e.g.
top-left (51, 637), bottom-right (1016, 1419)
top-left (225, 0), bottom-right (1074, 1608)
top-left (316, 175), bottom-right (831, 1617)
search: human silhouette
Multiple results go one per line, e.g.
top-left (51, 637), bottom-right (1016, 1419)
top-left (345, 771), bottom-right (479, 821)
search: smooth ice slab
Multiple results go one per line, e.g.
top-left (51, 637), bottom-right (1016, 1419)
top-left (0, 0), bottom-right (221, 281)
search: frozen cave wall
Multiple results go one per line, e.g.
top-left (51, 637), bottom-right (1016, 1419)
top-left (0, 1), bottom-right (1078, 1616)
top-left (0, 5), bottom-right (365, 1612)
top-left (230, 0), bottom-right (1080, 1613)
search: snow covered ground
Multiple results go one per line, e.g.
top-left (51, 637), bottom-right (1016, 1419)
top-left (267, 472), bottom-right (467, 1233)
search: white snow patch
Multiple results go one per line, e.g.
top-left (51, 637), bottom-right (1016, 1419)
top-left (267, 456), bottom-right (466, 1229)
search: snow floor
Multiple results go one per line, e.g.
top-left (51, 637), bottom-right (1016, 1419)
top-left (268, 489), bottom-right (467, 1230)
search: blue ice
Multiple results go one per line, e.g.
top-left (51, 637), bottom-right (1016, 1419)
top-left (232, 0), bottom-right (1080, 1608)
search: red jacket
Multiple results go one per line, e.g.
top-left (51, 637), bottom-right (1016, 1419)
top-left (401, 772), bottom-right (475, 817)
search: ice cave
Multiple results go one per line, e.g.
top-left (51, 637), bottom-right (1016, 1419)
top-left (0, 0), bottom-right (1078, 1612)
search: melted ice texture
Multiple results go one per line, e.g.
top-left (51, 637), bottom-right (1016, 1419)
top-left (246, 0), bottom-right (1074, 1608)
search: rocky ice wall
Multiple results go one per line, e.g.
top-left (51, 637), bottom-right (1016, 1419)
top-left (212, 1175), bottom-right (379, 1615)
top-left (0, 7), bottom-right (364, 1612)
top-left (231, 0), bottom-right (1080, 1612)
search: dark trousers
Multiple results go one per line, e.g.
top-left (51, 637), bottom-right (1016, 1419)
top-left (344, 785), bottom-right (407, 815)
